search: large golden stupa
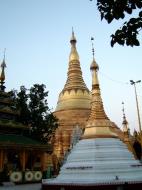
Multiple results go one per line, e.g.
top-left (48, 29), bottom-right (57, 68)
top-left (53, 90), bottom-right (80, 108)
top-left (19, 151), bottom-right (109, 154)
top-left (53, 31), bottom-right (91, 159)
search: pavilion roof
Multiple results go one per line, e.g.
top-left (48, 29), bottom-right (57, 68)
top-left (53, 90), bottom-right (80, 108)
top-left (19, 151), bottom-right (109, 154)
top-left (0, 134), bottom-right (52, 152)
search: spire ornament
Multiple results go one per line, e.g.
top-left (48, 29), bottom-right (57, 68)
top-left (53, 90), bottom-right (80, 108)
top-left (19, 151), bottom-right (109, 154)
top-left (0, 49), bottom-right (6, 91)
top-left (122, 102), bottom-right (129, 133)
top-left (55, 31), bottom-right (91, 111)
top-left (63, 30), bottom-right (89, 91)
top-left (69, 29), bottom-right (79, 63)
top-left (91, 37), bottom-right (95, 60)
top-left (90, 37), bottom-right (99, 87)
top-left (70, 27), bottom-right (76, 43)
top-left (122, 102), bottom-right (130, 143)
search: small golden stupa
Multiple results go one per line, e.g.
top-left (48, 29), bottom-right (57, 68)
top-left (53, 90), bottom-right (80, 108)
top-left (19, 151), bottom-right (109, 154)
top-left (82, 47), bottom-right (117, 139)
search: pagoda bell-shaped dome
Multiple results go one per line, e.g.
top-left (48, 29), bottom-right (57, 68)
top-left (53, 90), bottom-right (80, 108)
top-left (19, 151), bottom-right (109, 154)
top-left (55, 31), bottom-right (91, 111)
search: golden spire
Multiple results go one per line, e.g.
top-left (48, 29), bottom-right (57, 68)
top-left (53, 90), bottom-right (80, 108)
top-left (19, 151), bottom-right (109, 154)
top-left (88, 37), bottom-right (108, 121)
top-left (55, 30), bottom-right (91, 111)
top-left (63, 30), bottom-right (88, 91)
top-left (69, 28), bottom-right (79, 63)
top-left (0, 49), bottom-right (6, 82)
top-left (122, 102), bottom-right (129, 131)
top-left (122, 102), bottom-right (130, 142)
top-left (0, 49), bottom-right (6, 91)
top-left (83, 38), bottom-right (117, 139)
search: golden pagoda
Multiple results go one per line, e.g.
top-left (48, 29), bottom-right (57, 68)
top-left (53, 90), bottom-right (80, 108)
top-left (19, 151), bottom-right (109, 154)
top-left (42, 38), bottom-right (142, 190)
top-left (82, 51), bottom-right (117, 139)
top-left (53, 31), bottom-right (91, 159)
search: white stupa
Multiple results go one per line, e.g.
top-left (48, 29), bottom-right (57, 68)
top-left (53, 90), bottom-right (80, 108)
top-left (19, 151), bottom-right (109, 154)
top-left (42, 40), bottom-right (142, 190)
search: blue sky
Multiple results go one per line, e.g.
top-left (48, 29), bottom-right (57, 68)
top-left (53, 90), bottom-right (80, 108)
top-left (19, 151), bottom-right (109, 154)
top-left (0, 0), bottom-right (142, 133)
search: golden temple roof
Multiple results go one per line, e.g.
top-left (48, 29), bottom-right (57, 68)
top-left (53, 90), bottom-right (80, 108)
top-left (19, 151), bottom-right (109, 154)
top-left (55, 31), bottom-right (91, 111)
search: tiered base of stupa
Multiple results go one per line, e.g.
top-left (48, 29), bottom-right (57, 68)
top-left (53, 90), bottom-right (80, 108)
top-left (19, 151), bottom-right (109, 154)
top-left (53, 108), bottom-right (90, 159)
top-left (42, 138), bottom-right (142, 190)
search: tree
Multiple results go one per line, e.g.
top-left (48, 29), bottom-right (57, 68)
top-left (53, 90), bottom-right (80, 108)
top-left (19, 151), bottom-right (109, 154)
top-left (16, 84), bottom-right (58, 143)
top-left (91, 0), bottom-right (142, 47)
top-left (16, 86), bottom-right (31, 125)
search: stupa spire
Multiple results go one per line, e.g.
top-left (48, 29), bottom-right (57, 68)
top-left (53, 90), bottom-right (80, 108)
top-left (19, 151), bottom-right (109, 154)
top-left (87, 38), bottom-right (109, 121)
top-left (69, 28), bottom-right (79, 63)
top-left (122, 102), bottom-right (130, 142)
top-left (0, 49), bottom-right (6, 91)
top-left (83, 38), bottom-right (117, 139)
top-left (122, 102), bottom-right (129, 131)
top-left (55, 30), bottom-right (91, 111)
top-left (63, 30), bottom-right (88, 91)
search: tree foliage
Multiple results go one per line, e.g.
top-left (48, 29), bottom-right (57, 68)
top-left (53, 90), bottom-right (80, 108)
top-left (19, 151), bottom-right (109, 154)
top-left (91, 0), bottom-right (142, 47)
top-left (15, 86), bottom-right (30, 125)
top-left (16, 84), bottom-right (58, 143)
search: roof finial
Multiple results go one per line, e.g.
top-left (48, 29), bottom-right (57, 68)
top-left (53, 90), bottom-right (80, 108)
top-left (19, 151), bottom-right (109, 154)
top-left (90, 37), bottom-right (99, 72)
top-left (0, 49), bottom-right (7, 91)
top-left (72, 27), bottom-right (74, 35)
top-left (91, 37), bottom-right (95, 60)
top-left (122, 102), bottom-right (127, 122)
top-left (122, 101), bottom-right (129, 128)
top-left (122, 101), bottom-right (125, 118)
top-left (122, 102), bottom-right (130, 141)
top-left (1, 48), bottom-right (6, 70)
top-left (70, 27), bottom-right (76, 43)
top-left (3, 48), bottom-right (6, 61)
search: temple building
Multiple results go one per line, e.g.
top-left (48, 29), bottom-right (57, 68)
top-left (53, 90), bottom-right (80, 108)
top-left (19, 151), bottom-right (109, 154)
top-left (42, 37), bottom-right (142, 190)
top-left (0, 57), bottom-right (52, 183)
top-left (53, 31), bottom-right (91, 160)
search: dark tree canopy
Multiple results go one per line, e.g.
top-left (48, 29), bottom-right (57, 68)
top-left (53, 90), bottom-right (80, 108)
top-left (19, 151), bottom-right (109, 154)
top-left (15, 86), bottom-right (30, 125)
top-left (91, 0), bottom-right (142, 47)
top-left (16, 84), bottom-right (58, 144)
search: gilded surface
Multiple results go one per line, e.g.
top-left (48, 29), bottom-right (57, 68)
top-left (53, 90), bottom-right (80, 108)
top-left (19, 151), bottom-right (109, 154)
top-left (56, 31), bottom-right (91, 112)
top-left (53, 32), bottom-right (91, 159)
top-left (83, 56), bottom-right (117, 139)
top-left (53, 33), bottom-right (133, 161)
